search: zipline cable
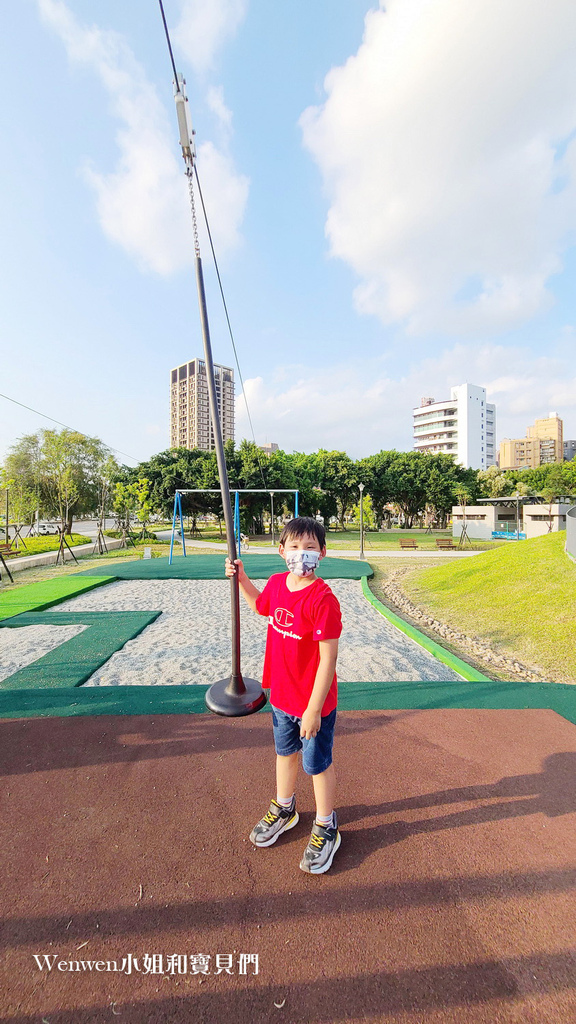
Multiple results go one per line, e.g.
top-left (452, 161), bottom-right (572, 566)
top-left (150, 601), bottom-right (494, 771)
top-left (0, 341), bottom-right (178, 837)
top-left (158, 0), bottom-right (180, 91)
top-left (193, 166), bottom-right (268, 490)
top-left (0, 391), bottom-right (139, 464)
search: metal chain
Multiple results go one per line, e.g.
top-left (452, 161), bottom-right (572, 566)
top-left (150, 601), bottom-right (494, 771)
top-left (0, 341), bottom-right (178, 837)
top-left (186, 167), bottom-right (201, 258)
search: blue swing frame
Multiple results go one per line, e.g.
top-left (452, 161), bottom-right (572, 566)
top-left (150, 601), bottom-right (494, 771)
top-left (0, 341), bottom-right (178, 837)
top-left (169, 489), bottom-right (299, 564)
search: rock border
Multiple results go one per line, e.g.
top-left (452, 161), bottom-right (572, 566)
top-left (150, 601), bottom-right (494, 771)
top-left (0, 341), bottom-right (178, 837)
top-left (381, 568), bottom-right (548, 684)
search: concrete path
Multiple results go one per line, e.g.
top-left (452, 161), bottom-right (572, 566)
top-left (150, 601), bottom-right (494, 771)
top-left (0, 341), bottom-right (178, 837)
top-left (164, 536), bottom-right (482, 559)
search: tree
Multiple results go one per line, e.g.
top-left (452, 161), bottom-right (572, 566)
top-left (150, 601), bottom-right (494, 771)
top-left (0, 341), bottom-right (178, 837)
top-left (359, 452), bottom-right (395, 528)
top-left (351, 492), bottom-right (375, 530)
top-left (477, 465), bottom-right (514, 498)
top-left (96, 455), bottom-right (122, 529)
top-left (40, 430), bottom-right (110, 533)
top-left (236, 440), bottom-right (270, 535)
top-left (5, 429), bottom-right (110, 534)
top-left (315, 450), bottom-right (357, 530)
top-left (386, 452), bottom-right (432, 528)
top-left (3, 433), bottom-right (43, 525)
top-left (538, 463), bottom-right (569, 533)
top-left (135, 448), bottom-right (215, 525)
top-left (425, 465), bottom-right (455, 527)
top-left (0, 468), bottom-right (36, 544)
top-left (132, 478), bottom-right (155, 538)
top-left (112, 481), bottom-right (138, 539)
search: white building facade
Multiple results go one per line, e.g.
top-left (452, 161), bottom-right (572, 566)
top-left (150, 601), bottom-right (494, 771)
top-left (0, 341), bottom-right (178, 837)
top-left (170, 358), bottom-right (235, 451)
top-left (413, 383), bottom-right (496, 470)
top-left (452, 500), bottom-right (573, 541)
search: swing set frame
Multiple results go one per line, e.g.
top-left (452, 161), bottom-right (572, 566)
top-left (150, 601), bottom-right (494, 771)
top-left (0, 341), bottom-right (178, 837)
top-left (169, 488), bottom-right (299, 564)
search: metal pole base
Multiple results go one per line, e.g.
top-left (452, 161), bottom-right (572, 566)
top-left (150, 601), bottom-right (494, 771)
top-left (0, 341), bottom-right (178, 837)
top-left (205, 676), bottom-right (267, 717)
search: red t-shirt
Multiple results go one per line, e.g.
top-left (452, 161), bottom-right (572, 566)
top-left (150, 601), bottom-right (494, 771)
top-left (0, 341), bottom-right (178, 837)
top-left (255, 572), bottom-right (342, 717)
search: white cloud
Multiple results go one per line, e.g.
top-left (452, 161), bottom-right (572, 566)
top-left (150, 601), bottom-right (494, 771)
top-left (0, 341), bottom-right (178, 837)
top-left (301, 0), bottom-right (576, 335)
top-left (206, 85), bottom-right (234, 137)
top-left (37, 0), bottom-right (248, 272)
top-left (235, 342), bottom-right (576, 457)
top-left (173, 0), bottom-right (248, 76)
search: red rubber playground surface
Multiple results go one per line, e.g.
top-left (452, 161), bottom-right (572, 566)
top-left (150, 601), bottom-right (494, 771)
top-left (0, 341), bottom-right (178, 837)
top-left (1, 705), bottom-right (576, 1023)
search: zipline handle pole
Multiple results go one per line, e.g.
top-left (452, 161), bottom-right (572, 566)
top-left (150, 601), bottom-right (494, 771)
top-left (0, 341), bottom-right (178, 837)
top-left (164, 54), bottom-right (265, 716)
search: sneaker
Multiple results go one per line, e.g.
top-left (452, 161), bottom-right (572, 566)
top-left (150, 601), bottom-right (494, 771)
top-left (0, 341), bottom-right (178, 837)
top-left (249, 797), bottom-right (299, 847)
top-left (299, 814), bottom-right (341, 874)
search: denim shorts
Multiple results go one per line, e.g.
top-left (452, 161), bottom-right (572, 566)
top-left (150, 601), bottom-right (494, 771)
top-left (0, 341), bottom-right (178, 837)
top-left (271, 705), bottom-right (337, 776)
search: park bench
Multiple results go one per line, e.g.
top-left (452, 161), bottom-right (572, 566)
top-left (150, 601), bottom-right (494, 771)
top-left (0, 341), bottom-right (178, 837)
top-left (399, 538), bottom-right (418, 550)
top-left (435, 538), bottom-right (456, 550)
top-left (0, 542), bottom-right (14, 557)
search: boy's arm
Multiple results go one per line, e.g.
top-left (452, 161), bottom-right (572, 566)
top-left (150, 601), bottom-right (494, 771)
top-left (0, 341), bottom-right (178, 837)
top-left (300, 638), bottom-right (339, 740)
top-left (225, 558), bottom-right (261, 614)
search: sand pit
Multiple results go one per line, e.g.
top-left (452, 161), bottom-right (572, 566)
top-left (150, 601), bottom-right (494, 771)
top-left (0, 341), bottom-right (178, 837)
top-left (0, 623), bottom-right (87, 683)
top-left (26, 578), bottom-right (465, 686)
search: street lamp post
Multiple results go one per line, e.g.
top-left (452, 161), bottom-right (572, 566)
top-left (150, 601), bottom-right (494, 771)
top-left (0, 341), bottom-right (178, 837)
top-left (359, 483), bottom-right (365, 560)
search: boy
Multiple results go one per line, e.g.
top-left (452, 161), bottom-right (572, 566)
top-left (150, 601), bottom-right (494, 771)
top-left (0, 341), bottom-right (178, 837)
top-left (225, 516), bottom-right (342, 874)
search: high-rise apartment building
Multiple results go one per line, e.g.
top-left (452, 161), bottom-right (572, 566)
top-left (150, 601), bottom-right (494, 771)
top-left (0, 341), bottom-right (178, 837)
top-left (499, 413), bottom-right (563, 470)
top-left (170, 358), bottom-right (234, 451)
top-left (564, 440), bottom-right (576, 462)
top-left (413, 383), bottom-right (496, 470)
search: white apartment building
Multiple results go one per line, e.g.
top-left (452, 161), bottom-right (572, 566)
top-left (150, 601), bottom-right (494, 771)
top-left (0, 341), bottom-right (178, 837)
top-left (170, 358), bottom-right (234, 451)
top-left (413, 383), bottom-right (496, 470)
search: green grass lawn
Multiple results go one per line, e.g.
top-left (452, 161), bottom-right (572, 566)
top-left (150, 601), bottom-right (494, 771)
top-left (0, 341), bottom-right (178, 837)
top-left (6, 534), bottom-right (91, 557)
top-left (400, 532), bottom-right (576, 683)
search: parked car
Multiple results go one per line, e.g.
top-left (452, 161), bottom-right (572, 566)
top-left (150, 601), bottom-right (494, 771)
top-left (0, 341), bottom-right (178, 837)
top-left (38, 523), bottom-right (60, 535)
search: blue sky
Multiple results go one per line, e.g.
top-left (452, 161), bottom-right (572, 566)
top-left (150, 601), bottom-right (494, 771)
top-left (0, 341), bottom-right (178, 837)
top-left (1, 0), bottom-right (575, 467)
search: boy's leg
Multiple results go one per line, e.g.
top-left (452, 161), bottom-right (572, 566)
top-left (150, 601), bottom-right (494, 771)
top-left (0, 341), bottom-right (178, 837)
top-left (311, 762), bottom-right (336, 821)
top-left (249, 711), bottom-right (301, 848)
top-left (276, 751), bottom-right (299, 802)
top-left (299, 710), bottom-right (341, 874)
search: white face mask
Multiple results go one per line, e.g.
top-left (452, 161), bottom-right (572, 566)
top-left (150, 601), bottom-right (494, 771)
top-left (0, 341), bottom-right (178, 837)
top-left (285, 550), bottom-right (320, 577)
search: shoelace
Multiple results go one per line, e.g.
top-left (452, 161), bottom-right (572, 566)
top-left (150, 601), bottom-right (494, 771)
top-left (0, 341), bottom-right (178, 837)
top-left (309, 832), bottom-right (326, 850)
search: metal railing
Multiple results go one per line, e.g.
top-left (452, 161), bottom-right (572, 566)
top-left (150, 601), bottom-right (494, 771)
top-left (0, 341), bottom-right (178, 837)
top-left (566, 506), bottom-right (576, 561)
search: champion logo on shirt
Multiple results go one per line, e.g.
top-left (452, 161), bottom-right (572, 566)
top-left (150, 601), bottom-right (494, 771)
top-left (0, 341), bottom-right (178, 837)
top-left (275, 608), bottom-right (294, 628)
top-left (269, 612), bottom-right (303, 640)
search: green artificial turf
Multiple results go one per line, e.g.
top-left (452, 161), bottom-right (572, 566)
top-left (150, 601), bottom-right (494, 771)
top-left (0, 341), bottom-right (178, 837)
top-left (0, 577), bottom-right (114, 621)
top-left (402, 532), bottom-right (576, 683)
top-left (77, 553), bottom-right (373, 580)
top-left (1, 680), bottom-right (575, 724)
top-left (0, 610), bottom-right (161, 688)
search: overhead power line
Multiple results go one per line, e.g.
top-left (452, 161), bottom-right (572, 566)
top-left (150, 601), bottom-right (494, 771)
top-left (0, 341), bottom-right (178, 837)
top-left (0, 391), bottom-right (139, 464)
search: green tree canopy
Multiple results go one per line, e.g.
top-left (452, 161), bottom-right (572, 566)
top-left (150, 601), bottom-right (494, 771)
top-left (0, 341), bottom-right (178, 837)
top-left (4, 429), bottom-right (112, 533)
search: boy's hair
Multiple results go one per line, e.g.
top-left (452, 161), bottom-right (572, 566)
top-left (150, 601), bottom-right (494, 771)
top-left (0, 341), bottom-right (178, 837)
top-left (279, 516), bottom-right (326, 549)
